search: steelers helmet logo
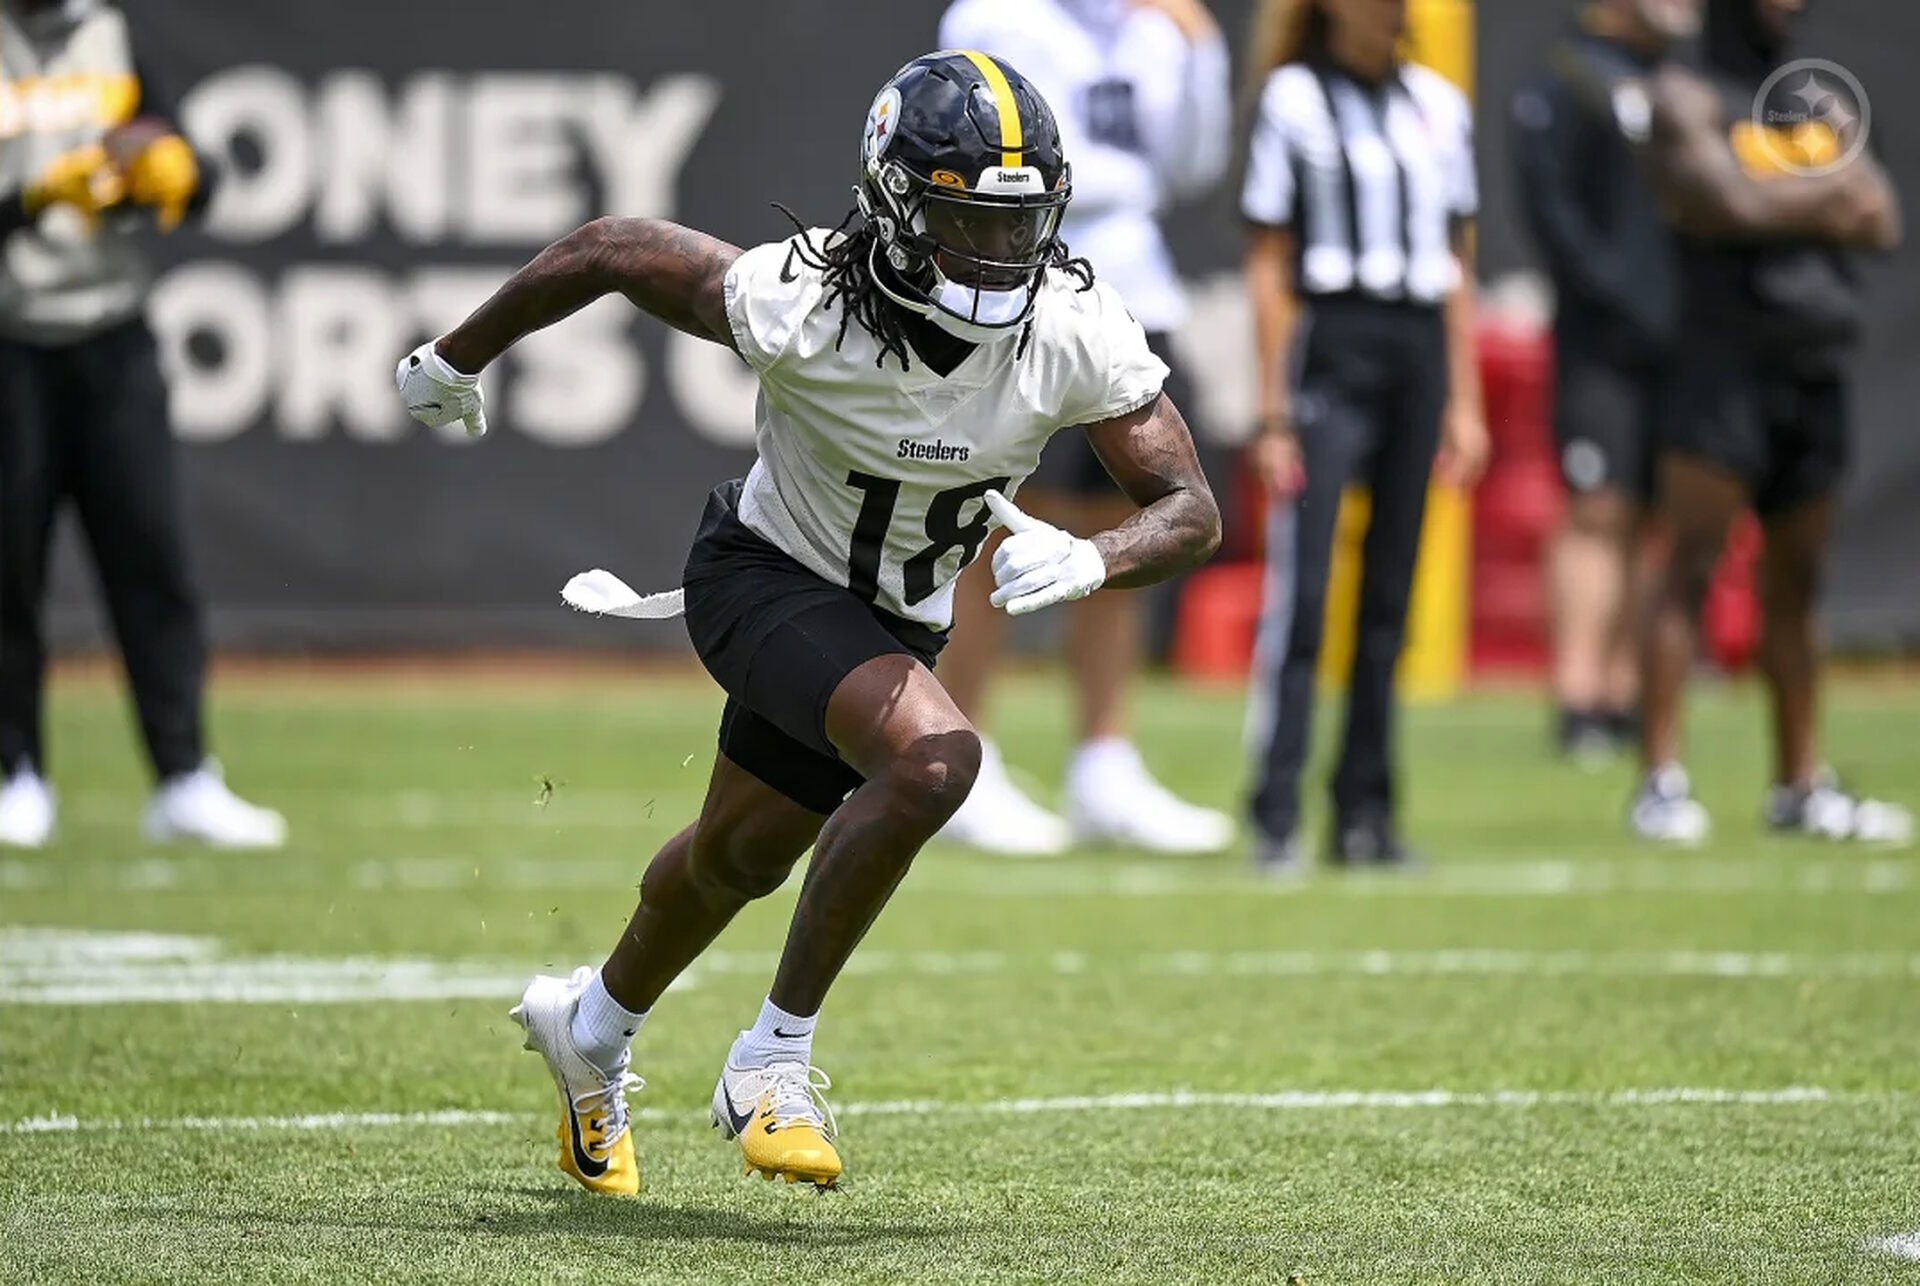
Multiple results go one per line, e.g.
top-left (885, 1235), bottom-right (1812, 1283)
top-left (864, 86), bottom-right (903, 169)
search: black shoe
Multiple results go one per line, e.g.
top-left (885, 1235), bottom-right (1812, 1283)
top-left (1605, 707), bottom-right (1641, 746)
top-left (1557, 707), bottom-right (1619, 767)
top-left (1330, 817), bottom-right (1420, 870)
top-left (1252, 830), bottom-right (1307, 878)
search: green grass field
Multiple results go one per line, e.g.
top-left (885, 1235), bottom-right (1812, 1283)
top-left (4, 665), bottom-right (1919, 1284)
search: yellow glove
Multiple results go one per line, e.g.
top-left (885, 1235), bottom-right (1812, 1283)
top-left (22, 144), bottom-right (126, 221)
top-left (123, 133), bottom-right (201, 232)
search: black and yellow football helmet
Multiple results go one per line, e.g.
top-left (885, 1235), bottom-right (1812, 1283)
top-left (856, 51), bottom-right (1072, 341)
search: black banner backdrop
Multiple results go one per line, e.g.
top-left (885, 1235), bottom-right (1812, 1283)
top-left (43, 1), bottom-right (1920, 651)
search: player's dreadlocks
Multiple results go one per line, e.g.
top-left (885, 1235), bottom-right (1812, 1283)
top-left (774, 203), bottom-right (1094, 372)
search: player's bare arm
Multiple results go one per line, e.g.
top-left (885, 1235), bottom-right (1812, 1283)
top-left (1647, 65), bottom-right (1899, 249)
top-left (1084, 393), bottom-right (1222, 587)
top-left (436, 217), bottom-right (742, 374)
top-left (984, 394), bottom-right (1219, 617)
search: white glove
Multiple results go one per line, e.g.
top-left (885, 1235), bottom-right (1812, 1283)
top-left (984, 489), bottom-right (1107, 616)
top-left (396, 340), bottom-right (488, 438)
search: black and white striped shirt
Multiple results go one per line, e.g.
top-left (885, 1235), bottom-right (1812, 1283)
top-left (1241, 60), bottom-right (1477, 306)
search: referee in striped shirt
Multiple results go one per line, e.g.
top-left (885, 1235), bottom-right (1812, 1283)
top-left (1240, 0), bottom-right (1487, 873)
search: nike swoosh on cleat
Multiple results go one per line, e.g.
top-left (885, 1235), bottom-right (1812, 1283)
top-left (415, 401), bottom-right (444, 411)
top-left (720, 1092), bottom-right (755, 1137)
top-left (566, 1108), bottom-right (610, 1178)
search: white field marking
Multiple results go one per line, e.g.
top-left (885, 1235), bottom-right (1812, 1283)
top-left (7, 1109), bottom-right (524, 1134)
top-left (42, 787), bottom-right (1920, 878)
top-left (1867, 1234), bottom-right (1920, 1262)
top-left (0, 928), bottom-right (690, 1006)
top-left (1143, 948), bottom-right (1920, 979)
top-left (905, 856), bottom-right (1920, 901)
top-left (4, 1086), bottom-right (1882, 1138)
top-left (4, 929), bottom-right (1915, 1005)
top-left (835, 1086), bottom-right (1853, 1116)
top-left (688, 948), bottom-right (1920, 981)
top-left (4, 853), bottom-right (1913, 900)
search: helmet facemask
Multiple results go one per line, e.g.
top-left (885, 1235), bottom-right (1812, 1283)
top-left (861, 158), bottom-right (1071, 344)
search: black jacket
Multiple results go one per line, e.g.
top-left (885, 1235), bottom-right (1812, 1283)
top-left (1511, 28), bottom-right (1677, 367)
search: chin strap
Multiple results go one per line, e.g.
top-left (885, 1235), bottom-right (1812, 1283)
top-left (930, 275), bottom-right (1031, 329)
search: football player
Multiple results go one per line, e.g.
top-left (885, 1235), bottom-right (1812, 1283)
top-left (397, 52), bottom-right (1220, 1193)
top-left (1617, 0), bottom-right (1909, 843)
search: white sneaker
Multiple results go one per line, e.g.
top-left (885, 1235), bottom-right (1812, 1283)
top-left (143, 761), bottom-right (287, 848)
top-left (937, 739), bottom-right (1071, 857)
top-left (1767, 772), bottom-right (1914, 846)
top-left (510, 967), bottom-right (643, 1196)
top-left (1066, 739), bottom-right (1234, 853)
top-left (0, 769), bottom-right (55, 848)
top-left (1631, 763), bottom-right (1711, 845)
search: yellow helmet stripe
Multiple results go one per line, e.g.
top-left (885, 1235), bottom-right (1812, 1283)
top-left (959, 50), bottom-right (1023, 169)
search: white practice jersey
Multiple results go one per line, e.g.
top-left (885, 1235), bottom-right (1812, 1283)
top-left (937, 0), bottom-right (1231, 334)
top-left (724, 231), bottom-right (1167, 629)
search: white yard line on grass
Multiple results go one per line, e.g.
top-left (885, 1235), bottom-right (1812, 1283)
top-left (346, 854), bottom-right (1917, 899)
top-left (695, 947), bottom-right (1920, 981)
top-left (5, 853), bottom-right (1914, 899)
top-left (836, 1086), bottom-right (1853, 1115)
top-left (5, 1086), bottom-right (1883, 1137)
top-left (8, 1109), bottom-right (525, 1134)
top-left (0, 928), bottom-right (683, 1006)
top-left (1867, 1234), bottom-right (1920, 1262)
top-left (6, 930), bottom-right (1920, 1005)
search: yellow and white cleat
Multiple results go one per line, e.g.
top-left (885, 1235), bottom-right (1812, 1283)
top-left (509, 968), bottom-right (643, 1197)
top-left (710, 1059), bottom-right (843, 1188)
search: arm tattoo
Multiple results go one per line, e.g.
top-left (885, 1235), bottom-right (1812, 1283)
top-left (438, 217), bottom-right (741, 372)
top-left (1083, 394), bottom-right (1223, 589)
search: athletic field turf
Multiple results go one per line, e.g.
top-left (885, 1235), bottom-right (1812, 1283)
top-left (4, 665), bottom-right (1918, 1284)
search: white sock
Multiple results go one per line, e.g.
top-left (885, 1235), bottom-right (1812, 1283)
top-left (731, 996), bottom-right (818, 1069)
top-left (570, 970), bottom-right (647, 1071)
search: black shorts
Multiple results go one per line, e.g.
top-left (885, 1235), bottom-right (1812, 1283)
top-left (1553, 341), bottom-right (1663, 501)
top-left (681, 480), bottom-right (948, 814)
top-left (1026, 330), bottom-right (1183, 497)
top-left (1658, 343), bottom-right (1849, 516)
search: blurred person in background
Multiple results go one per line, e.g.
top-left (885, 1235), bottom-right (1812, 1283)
top-left (0, 0), bottom-right (285, 848)
top-left (1592, 0), bottom-right (1908, 843)
top-left (1240, 0), bottom-right (1488, 874)
top-left (934, 0), bottom-right (1236, 856)
top-left (1511, 0), bottom-right (1697, 764)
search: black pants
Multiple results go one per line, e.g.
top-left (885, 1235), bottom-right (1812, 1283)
top-left (1247, 300), bottom-right (1448, 842)
top-left (0, 318), bottom-right (206, 780)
